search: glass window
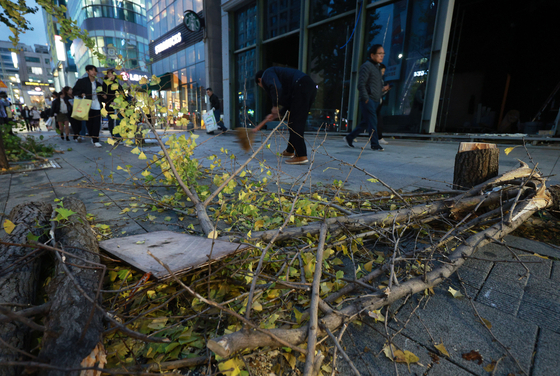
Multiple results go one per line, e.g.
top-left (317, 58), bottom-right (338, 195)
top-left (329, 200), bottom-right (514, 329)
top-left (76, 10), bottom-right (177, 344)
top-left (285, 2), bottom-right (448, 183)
top-left (195, 42), bottom-right (204, 62)
top-left (308, 15), bottom-right (355, 132)
top-left (309, 0), bottom-right (354, 24)
top-left (264, 0), bottom-right (300, 40)
top-left (148, 20), bottom-right (155, 40)
top-left (363, 0), bottom-right (436, 133)
top-left (186, 45), bottom-right (195, 65)
top-left (195, 61), bottom-right (205, 86)
top-left (93, 5), bottom-right (103, 17)
top-left (183, 0), bottom-right (193, 11)
top-left (169, 53), bottom-right (178, 71)
top-left (178, 48), bottom-right (186, 68)
top-left (235, 48), bottom-right (256, 128)
top-left (193, 0), bottom-right (202, 13)
top-left (162, 56), bottom-right (170, 72)
top-left (168, 3), bottom-right (176, 30)
top-left (161, 8), bottom-right (168, 34)
top-left (187, 65), bottom-right (195, 83)
top-left (175, 0), bottom-right (183, 25)
top-left (235, 3), bottom-right (257, 50)
top-left (180, 67), bottom-right (187, 84)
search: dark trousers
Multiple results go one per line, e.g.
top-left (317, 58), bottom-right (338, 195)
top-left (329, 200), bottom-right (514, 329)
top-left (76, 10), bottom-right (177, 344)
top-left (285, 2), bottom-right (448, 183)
top-left (70, 117), bottom-right (82, 139)
top-left (214, 109), bottom-right (226, 131)
top-left (376, 102), bottom-right (384, 140)
top-left (86, 109), bottom-right (101, 143)
top-left (284, 76), bottom-right (317, 157)
top-left (24, 119), bottom-right (32, 132)
top-left (348, 99), bottom-right (381, 148)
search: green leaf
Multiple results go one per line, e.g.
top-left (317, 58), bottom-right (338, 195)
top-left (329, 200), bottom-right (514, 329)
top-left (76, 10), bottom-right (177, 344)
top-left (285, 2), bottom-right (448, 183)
top-left (54, 208), bottom-right (77, 221)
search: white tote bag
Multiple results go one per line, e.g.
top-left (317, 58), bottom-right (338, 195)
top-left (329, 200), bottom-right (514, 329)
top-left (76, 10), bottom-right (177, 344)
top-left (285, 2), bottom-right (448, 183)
top-left (45, 117), bottom-right (54, 129)
top-left (203, 109), bottom-right (219, 133)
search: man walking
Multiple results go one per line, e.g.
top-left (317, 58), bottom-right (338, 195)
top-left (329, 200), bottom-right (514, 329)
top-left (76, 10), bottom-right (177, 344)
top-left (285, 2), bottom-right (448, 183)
top-left (72, 65), bottom-right (104, 147)
top-left (344, 44), bottom-right (385, 151)
top-left (255, 67), bottom-right (317, 165)
top-left (206, 88), bottom-right (227, 132)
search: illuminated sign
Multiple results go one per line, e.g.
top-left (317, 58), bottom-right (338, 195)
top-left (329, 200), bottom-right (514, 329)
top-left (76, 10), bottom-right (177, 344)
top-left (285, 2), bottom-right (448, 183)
top-left (55, 35), bottom-right (66, 62)
top-left (184, 11), bottom-right (202, 32)
top-left (24, 81), bottom-right (49, 86)
top-left (154, 32), bottom-right (182, 55)
top-left (414, 70), bottom-right (428, 77)
top-left (121, 72), bottom-right (149, 82)
top-left (27, 91), bottom-right (44, 96)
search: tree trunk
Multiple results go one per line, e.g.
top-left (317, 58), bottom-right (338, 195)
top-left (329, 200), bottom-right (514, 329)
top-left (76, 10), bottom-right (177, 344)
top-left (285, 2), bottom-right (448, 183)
top-left (453, 143), bottom-right (499, 190)
top-left (37, 198), bottom-right (104, 376)
top-left (0, 202), bottom-right (52, 376)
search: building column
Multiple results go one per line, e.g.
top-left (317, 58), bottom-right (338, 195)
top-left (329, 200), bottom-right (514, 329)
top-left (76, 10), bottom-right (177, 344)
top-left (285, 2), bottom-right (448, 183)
top-left (421, 0), bottom-right (456, 133)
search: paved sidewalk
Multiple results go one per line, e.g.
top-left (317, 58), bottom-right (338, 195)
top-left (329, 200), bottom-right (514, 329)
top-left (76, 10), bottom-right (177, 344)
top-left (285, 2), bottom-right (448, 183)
top-left (1, 129), bottom-right (559, 375)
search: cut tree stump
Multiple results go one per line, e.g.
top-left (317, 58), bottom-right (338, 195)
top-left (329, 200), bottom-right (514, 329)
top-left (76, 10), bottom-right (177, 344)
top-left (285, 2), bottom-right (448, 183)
top-left (0, 202), bottom-right (52, 376)
top-left (453, 142), bottom-right (499, 190)
top-left (37, 198), bottom-right (104, 376)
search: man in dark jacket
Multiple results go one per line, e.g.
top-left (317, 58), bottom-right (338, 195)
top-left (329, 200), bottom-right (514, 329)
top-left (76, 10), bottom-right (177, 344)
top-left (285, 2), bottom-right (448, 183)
top-left (22, 106), bottom-right (31, 132)
top-left (72, 65), bottom-right (105, 147)
top-left (344, 44), bottom-right (385, 151)
top-left (206, 88), bottom-right (227, 132)
top-left (254, 67), bottom-right (317, 165)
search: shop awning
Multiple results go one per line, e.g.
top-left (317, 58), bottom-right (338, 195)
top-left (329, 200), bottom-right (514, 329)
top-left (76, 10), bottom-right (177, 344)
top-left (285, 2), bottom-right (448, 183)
top-left (147, 72), bottom-right (173, 91)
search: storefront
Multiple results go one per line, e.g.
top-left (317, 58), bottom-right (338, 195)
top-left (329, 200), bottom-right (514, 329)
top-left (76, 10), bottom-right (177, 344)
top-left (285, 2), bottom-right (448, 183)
top-left (148, 0), bottom-right (223, 128)
top-left (221, 0), bottom-right (455, 133)
top-left (22, 82), bottom-right (55, 109)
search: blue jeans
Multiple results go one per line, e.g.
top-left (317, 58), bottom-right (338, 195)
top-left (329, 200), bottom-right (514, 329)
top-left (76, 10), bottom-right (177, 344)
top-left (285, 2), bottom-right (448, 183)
top-left (347, 99), bottom-right (381, 149)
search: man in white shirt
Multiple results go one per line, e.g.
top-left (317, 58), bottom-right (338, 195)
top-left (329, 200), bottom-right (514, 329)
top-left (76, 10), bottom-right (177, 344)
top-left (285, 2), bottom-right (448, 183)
top-left (72, 65), bottom-right (104, 147)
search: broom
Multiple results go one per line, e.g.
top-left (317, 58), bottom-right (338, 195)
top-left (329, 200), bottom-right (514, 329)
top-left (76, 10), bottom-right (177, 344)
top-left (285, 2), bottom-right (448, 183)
top-left (235, 116), bottom-right (273, 152)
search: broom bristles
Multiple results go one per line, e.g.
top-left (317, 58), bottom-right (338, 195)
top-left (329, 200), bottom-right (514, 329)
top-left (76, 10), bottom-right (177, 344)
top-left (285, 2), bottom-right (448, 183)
top-left (234, 128), bottom-right (255, 152)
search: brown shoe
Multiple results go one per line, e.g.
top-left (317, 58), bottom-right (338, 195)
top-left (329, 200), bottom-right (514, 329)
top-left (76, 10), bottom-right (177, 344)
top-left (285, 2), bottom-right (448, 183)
top-left (281, 150), bottom-right (295, 157)
top-left (285, 156), bottom-right (308, 165)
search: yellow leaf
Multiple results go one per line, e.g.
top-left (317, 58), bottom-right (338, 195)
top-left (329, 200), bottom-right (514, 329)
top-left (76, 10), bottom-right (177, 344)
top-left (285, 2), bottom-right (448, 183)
top-left (139, 77), bottom-right (148, 85)
top-left (483, 361), bottom-right (496, 372)
top-left (252, 301), bottom-right (262, 311)
top-left (368, 309), bottom-right (384, 322)
top-left (100, 107), bottom-right (108, 117)
top-left (254, 219), bottom-right (264, 231)
top-left (435, 342), bottom-right (450, 357)
top-left (480, 317), bottom-right (492, 329)
top-left (130, 147), bottom-right (140, 155)
top-left (448, 286), bottom-right (464, 298)
top-left (138, 152), bottom-right (147, 160)
top-left (141, 170), bottom-right (151, 177)
top-left (107, 138), bottom-right (115, 145)
top-left (283, 352), bottom-right (297, 369)
top-left (390, 204), bottom-right (397, 211)
top-left (3, 219), bottom-right (15, 234)
top-left (504, 146), bottom-right (519, 155)
top-left (364, 260), bottom-right (373, 272)
top-left (208, 230), bottom-right (218, 239)
top-left (115, 64), bottom-right (122, 70)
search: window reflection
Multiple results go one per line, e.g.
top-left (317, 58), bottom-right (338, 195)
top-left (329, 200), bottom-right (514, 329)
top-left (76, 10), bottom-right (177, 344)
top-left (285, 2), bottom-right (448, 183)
top-left (235, 49), bottom-right (256, 128)
top-left (308, 16), bottom-right (355, 132)
top-left (364, 0), bottom-right (436, 132)
top-left (309, 0), bottom-right (354, 24)
top-left (264, 0), bottom-right (300, 40)
top-left (235, 3), bottom-right (257, 49)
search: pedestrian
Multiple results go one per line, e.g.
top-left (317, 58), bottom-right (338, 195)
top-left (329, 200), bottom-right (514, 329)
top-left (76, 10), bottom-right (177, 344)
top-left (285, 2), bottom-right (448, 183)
top-left (72, 65), bottom-right (104, 147)
top-left (65, 88), bottom-right (82, 142)
top-left (30, 106), bottom-right (41, 130)
top-left (254, 67), bottom-right (317, 165)
top-left (0, 91), bottom-right (10, 127)
top-left (101, 68), bottom-right (124, 138)
top-left (377, 63), bottom-right (392, 145)
top-left (22, 105), bottom-right (32, 132)
top-left (206, 88), bottom-right (227, 132)
top-left (51, 86), bottom-right (73, 141)
top-left (344, 44), bottom-right (385, 151)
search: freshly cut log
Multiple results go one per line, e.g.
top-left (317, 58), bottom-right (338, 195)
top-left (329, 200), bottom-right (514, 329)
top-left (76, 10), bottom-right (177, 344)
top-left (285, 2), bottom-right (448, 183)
top-left (0, 202), bottom-right (52, 376)
top-left (37, 198), bottom-right (104, 376)
top-left (453, 142), bottom-right (499, 190)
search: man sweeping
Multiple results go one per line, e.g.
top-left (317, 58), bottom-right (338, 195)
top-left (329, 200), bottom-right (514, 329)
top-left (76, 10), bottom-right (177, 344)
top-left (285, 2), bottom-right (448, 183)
top-left (254, 67), bottom-right (317, 165)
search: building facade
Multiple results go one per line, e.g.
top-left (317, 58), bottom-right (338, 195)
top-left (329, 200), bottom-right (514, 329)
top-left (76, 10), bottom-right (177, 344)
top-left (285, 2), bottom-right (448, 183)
top-left (0, 41), bottom-right (55, 108)
top-left (147, 0), bottom-right (223, 127)
top-left (220, 0), bottom-right (454, 133)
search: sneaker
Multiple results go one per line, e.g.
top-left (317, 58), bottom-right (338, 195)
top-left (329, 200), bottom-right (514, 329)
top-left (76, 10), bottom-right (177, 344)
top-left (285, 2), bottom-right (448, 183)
top-left (281, 150), bottom-right (295, 158)
top-left (93, 142), bottom-right (102, 148)
top-left (285, 156), bottom-right (308, 165)
top-left (371, 146), bottom-right (384, 151)
top-left (74, 138), bottom-right (79, 143)
top-left (66, 136), bottom-right (70, 141)
top-left (379, 138), bottom-right (389, 145)
top-left (343, 135), bottom-right (354, 148)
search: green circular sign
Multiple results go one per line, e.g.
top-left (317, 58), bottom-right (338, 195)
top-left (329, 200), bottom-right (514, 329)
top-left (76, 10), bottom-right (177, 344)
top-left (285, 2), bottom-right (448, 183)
top-left (184, 11), bottom-right (201, 32)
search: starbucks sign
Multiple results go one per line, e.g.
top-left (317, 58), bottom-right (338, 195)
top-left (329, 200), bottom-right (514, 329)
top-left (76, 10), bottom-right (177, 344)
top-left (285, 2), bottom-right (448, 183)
top-left (184, 11), bottom-right (201, 32)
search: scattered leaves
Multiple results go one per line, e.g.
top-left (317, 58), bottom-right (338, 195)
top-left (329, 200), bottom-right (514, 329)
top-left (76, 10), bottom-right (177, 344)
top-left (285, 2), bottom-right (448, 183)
top-left (462, 350), bottom-right (483, 365)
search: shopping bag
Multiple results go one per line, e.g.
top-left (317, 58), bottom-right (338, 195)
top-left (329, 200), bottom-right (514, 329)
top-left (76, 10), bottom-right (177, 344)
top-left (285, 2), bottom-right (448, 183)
top-left (71, 98), bottom-right (92, 121)
top-left (203, 109), bottom-right (218, 133)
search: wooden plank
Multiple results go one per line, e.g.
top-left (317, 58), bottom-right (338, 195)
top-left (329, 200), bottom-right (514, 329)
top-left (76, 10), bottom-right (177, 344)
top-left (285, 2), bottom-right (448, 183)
top-left (99, 231), bottom-right (251, 279)
top-left (458, 142), bottom-right (497, 153)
